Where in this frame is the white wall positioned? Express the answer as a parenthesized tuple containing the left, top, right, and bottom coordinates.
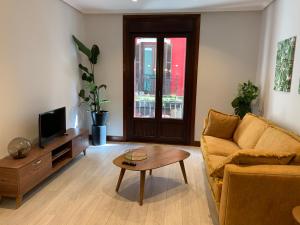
(84, 15, 123, 136)
(0, 0, 86, 158)
(195, 12, 261, 140)
(256, 0, 300, 133)
(85, 12, 262, 141)
(0, 4, 263, 156)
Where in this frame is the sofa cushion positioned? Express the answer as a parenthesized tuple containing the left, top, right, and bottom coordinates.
(206, 154, 227, 175)
(210, 149, 296, 178)
(203, 109, 240, 139)
(255, 127, 300, 163)
(202, 136, 240, 157)
(233, 113, 269, 149)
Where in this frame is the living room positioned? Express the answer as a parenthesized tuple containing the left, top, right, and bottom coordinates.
(1, 0, 300, 224)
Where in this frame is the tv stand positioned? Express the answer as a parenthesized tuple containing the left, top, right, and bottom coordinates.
(0, 128, 89, 208)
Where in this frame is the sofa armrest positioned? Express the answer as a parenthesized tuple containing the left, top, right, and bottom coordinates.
(200, 119, 208, 143)
(219, 164, 300, 225)
(203, 118, 208, 131)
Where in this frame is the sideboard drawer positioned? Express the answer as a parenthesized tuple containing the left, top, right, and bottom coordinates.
(72, 135, 83, 157)
(19, 153, 52, 193)
(0, 168, 18, 196)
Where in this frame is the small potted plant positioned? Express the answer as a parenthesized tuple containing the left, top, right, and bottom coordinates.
(231, 81, 259, 118)
(72, 35, 109, 127)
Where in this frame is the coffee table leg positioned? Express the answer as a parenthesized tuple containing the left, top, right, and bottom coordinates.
(149, 169, 152, 175)
(116, 168, 126, 192)
(179, 160, 188, 184)
(140, 170, 146, 206)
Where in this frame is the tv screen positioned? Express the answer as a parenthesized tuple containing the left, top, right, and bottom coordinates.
(39, 107, 66, 148)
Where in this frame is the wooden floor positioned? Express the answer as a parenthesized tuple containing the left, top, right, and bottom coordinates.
(0, 143, 214, 225)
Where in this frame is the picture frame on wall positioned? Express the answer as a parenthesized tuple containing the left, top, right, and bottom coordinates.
(274, 36, 296, 92)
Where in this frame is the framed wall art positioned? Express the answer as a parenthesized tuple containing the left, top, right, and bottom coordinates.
(274, 36, 296, 92)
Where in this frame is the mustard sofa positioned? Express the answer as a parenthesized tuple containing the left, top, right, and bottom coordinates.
(201, 112, 300, 225)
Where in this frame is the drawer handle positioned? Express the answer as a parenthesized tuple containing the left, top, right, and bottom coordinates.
(33, 160, 42, 166)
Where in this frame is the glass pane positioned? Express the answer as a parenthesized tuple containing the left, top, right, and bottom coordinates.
(162, 38, 187, 119)
(134, 38, 157, 118)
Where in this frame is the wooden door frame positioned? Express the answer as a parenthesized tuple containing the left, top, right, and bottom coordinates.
(123, 14, 200, 145)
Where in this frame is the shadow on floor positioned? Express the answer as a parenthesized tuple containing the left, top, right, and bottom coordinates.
(108, 175, 184, 203)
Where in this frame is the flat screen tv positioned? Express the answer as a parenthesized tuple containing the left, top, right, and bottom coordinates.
(39, 107, 66, 148)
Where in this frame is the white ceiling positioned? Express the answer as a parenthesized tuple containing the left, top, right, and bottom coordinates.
(63, 0, 274, 14)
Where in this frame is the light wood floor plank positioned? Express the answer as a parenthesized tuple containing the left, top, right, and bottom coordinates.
(144, 166, 169, 225)
(0, 143, 215, 225)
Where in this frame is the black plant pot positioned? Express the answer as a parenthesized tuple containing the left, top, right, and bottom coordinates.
(92, 125, 106, 145)
(91, 111, 109, 126)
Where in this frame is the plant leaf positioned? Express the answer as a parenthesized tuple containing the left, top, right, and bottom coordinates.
(231, 97, 240, 108)
(87, 75, 93, 82)
(82, 73, 88, 81)
(90, 45, 100, 64)
(232, 80, 259, 118)
(98, 84, 107, 90)
(79, 89, 85, 98)
(99, 100, 110, 104)
(90, 89, 96, 94)
(85, 83, 97, 93)
(72, 35, 92, 59)
(79, 64, 89, 73)
(91, 84, 97, 92)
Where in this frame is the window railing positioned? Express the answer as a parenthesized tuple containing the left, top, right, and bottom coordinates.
(134, 93, 184, 119)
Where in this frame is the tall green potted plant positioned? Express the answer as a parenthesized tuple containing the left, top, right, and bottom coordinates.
(231, 81, 259, 118)
(72, 35, 109, 126)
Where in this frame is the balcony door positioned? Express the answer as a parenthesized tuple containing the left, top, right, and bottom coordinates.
(124, 15, 200, 145)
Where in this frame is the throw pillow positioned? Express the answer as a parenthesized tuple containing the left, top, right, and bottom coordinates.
(210, 149, 296, 178)
(203, 109, 240, 139)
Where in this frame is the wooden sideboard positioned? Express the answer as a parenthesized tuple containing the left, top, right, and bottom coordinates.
(0, 128, 89, 208)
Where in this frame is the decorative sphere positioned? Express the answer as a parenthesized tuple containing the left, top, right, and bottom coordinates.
(8, 138, 32, 159)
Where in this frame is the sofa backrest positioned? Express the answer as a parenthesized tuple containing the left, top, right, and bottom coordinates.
(233, 114, 269, 149)
(255, 126, 300, 164)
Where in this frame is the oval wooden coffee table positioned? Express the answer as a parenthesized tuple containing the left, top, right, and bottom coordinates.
(113, 145, 190, 205)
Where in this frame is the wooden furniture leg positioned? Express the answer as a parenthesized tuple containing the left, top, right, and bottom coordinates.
(116, 168, 126, 192)
(140, 170, 146, 206)
(149, 169, 152, 175)
(179, 160, 188, 184)
(83, 149, 86, 156)
(16, 195, 23, 208)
